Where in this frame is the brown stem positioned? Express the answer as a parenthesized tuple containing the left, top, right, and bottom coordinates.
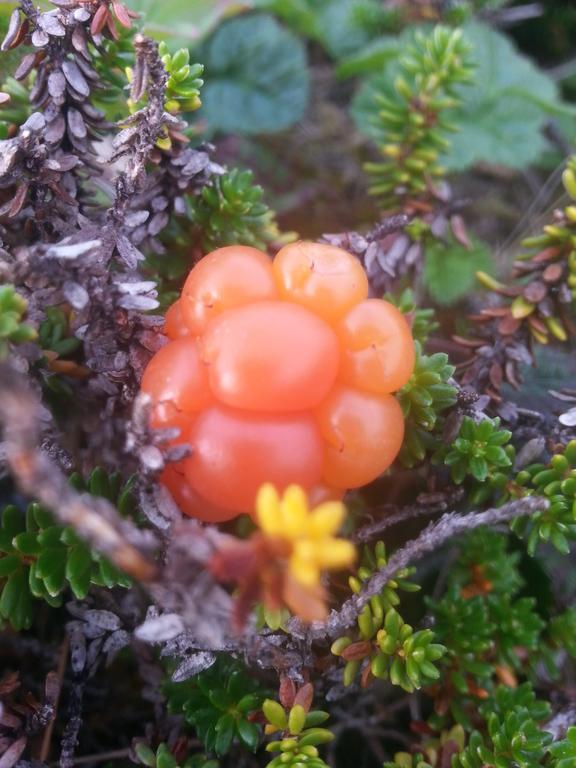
(38, 635, 70, 763)
(0, 363, 157, 582)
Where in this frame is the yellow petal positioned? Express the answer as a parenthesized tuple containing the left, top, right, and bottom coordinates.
(293, 539, 318, 562)
(289, 554, 320, 587)
(308, 501, 346, 537)
(256, 483, 283, 536)
(315, 539, 356, 569)
(280, 484, 310, 539)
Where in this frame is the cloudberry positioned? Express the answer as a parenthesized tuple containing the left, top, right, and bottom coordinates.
(141, 242, 414, 520)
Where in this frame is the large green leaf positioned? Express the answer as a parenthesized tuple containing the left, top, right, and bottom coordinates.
(423, 238, 492, 307)
(259, 0, 388, 59)
(351, 22, 574, 171)
(197, 14, 309, 135)
(125, 0, 246, 45)
(444, 22, 575, 170)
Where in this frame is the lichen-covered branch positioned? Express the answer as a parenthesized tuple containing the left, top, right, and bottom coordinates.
(288, 495, 549, 642)
(0, 363, 157, 581)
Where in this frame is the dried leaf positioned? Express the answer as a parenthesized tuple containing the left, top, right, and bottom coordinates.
(90, 3, 109, 36)
(171, 652, 216, 682)
(31, 29, 49, 47)
(8, 184, 29, 218)
(47, 239, 101, 259)
(48, 70, 67, 100)
(82, 609, 121, 631)
(63, 280, 89, 310)
(38, 11, 66, 37)
(14, 52, 37, 81)
(112, 0, 132, 28)
(0, 736, 27, 768)
(1, 10, 22, 51)
(559, 407, 576, 427)
(62, 60, 90, 97)
(116, 234, 144, 268)
(67, 107, 87, 139)
(135, 614, 185, 643)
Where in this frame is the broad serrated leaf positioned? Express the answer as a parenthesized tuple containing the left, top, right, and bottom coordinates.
(198, 14, 309, 134)
(423, 238, 492, 307)
(443, 22, 575, 170)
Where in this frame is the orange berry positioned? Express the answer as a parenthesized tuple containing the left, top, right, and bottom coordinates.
(161, 465, 239, 522)
(181, 245, 277, 335)
(273, 241, 369, 323)
(150, 404, 195, 448)
(336, 299, 415, 395)
(200, 301, 339, 411)
(141, 338, 213, 416)
(315, 386, 404, 488)
(184, 406, 324, 512)
(308, 484, 345, 505)
(164, 301, 190, 340)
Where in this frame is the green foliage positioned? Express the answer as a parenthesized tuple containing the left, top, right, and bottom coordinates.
(397, 343, 458, 468)
(0, 469, 133, 630)
(189, 169, 281, 252)
(443, 22, 574, 171)
(511, 441, 576, 556)
(443, 417, 513, 485)
(260, 0, 396, 60)
(38, 307, 81, 358)
(479, 684, 550, 724)
(166, 657, 266, 756)
(0, 76, 30, 137)
(384, 288, 438, 345)
(423, 238, 492, 307)
(255, 603, 290, 631)
(549, 608, 576, 659)
(123, 0, 237, 46)
(0, 284, 37, 358)
(263, 699, 332, 768)
(197, 14, 309, 135)
(332, 542, 443, 691)
(158, 43, 204, 114)
(550, 727, 576, 768)
(135, 743, 218, 768)
(454, 713, 552, 768)
(384, 725, 466, 768)
(426, 529, 548, 724)
(357, 25, 473, 208)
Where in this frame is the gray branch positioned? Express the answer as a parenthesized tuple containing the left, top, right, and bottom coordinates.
(287, 495, 549, 642)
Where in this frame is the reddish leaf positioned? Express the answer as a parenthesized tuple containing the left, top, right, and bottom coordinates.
(112, 0, 132, 28)
(293, 682, 314, 713)
(279, 676, 296, 709)
(90, 3, 109, 36)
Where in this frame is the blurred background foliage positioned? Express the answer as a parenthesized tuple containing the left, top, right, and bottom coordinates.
(1, 1, 575, 380)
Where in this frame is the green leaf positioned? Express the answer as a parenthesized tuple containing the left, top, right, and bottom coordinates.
(263, 699, 288, 730)
(423, 238, 492, 307)
(0, 568, 34, 630)
(214, 712, 236, 756)
(122, 0, 237, 45)
(36, 546, 67, 597)
(0, 554, 20, 577)
(337, 35, 399, 78)
(12, 531, 41, 556)
(443, 22, 575, 171)
(66, 544, 93, 599)
(237, 718, 260, 752)
(198, 14, 309, 135)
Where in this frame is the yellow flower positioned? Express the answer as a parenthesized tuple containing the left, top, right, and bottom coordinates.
(255, 483, 356, 588)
